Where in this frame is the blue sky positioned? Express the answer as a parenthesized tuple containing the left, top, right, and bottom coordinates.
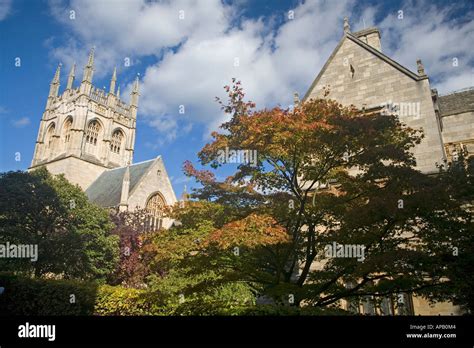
(0, 0, 473, 198)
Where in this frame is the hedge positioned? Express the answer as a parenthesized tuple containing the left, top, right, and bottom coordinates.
(0, 273, 164, 315)
(0, 274, 350, 316)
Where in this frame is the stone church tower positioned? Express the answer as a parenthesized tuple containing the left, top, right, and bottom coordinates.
(30, 48, 138, 189)
(30, 49, 178, 228)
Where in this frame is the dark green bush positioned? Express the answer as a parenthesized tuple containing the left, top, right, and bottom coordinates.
(0, 273, 164, 315)
(0, 273, 96, 315)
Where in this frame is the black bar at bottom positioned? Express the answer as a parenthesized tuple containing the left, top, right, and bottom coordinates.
(0, 315, 472, 346)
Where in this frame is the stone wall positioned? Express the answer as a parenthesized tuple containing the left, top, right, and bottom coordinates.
(412, 296, 463, 315)
(442, 110, 474, 151)
(305, 37, 445, 173)
(40, 156, 108, 190)
(127, 157, 177, 229)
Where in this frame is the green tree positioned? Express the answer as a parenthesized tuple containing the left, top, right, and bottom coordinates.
(417, 156, 474, 312)
(0, 168, 119, 280)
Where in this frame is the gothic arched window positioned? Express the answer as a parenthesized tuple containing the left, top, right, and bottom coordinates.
(46, 124, 55, 148)
(86, 120, 100, 145)
(146, 193, 165, 218)
(145, 192, 166, 231)
(110, 129, 124, 154)
(63, 118, 73, 143)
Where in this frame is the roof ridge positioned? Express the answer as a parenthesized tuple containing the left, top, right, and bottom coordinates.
(439, 86, 474, 97)
(345, 32, 423, 81)
(352, 27, 380, 36)
(131, 157, 160, 166)
(103, 157, 159, 172)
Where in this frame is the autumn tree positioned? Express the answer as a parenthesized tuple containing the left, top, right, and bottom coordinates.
(175, 79, 472, 312)
(141, 200, 282, 314)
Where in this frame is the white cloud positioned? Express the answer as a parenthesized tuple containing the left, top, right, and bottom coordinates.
(48, 0, 230, 78)
(378, 0, 474, 93)
(11, 117, 30, 128)
(172, 175, 192, 185)
(47, 0, 473, 142)
(0, 0, 12, 21)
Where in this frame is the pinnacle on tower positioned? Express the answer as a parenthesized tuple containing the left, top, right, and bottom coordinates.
(87, 46, 94, 67)
(66, 62, 76, 90)
(130, 75, 140, 107)
(52, 63, 61, 83)
(416, 58, 426, 76)
(119, 165, 131, 211)
(294, 92, 300, 107)
(82, 47, 95, 83)
(49, 63, 61, 97)
(343, 16, 351, 33)
(182, 185, 189, 201)
(179, 184, 189, 208)
(109, 67, 117, 94)
(123, 164, 130, 182)
(116, 86, 121, 99)
(133, 75, 139, 93)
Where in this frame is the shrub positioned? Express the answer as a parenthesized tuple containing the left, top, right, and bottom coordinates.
(0, 274, 349, 316)
(0, 273, 164, 315)
(94, 285, 164, 315)
(0, 273, 96, 315)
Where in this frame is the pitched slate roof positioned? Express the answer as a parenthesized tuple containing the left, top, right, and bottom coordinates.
(85, 158, 157, 207)
(438, 88, 474, 117)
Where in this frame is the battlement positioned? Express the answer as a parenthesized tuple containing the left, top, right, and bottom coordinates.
(89, 87, 108, 104)
(46, 48, 139, 120)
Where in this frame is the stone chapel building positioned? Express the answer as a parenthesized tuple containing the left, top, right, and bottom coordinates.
(29, 48, 177, 229)
(304, 18, 473, 172)
(303, 17, 473, 315)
